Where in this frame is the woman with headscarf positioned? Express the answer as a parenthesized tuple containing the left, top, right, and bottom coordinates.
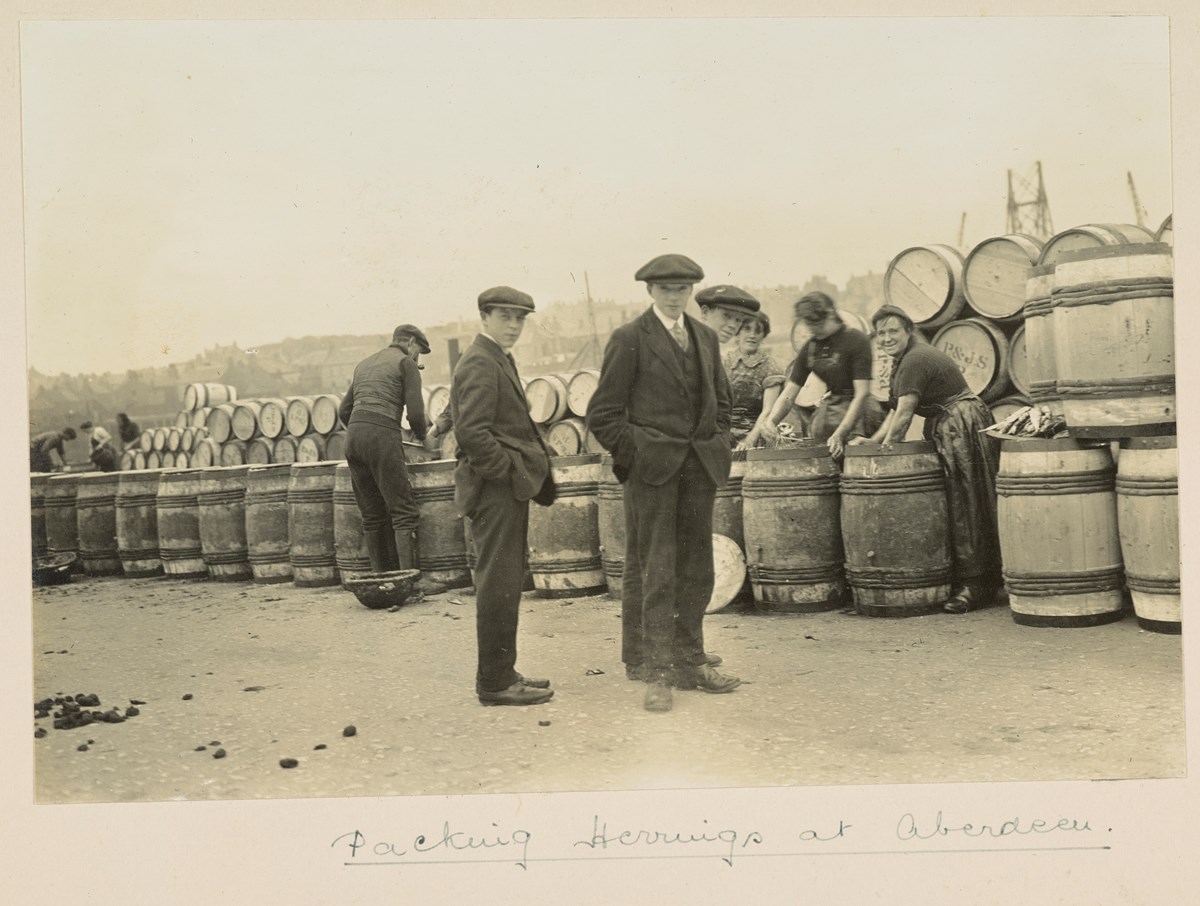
(751, 291, 883, 458)
(851, 304, 1002, 614)
(724, 311, 785, 448)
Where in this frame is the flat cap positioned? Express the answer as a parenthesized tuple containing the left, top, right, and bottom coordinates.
(695, 284, 761, 315)
(392, 323, 431, 354)
(635, 253, 704, 283)
(478, 286, 535, 312)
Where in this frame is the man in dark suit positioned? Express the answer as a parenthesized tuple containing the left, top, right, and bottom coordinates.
(452, 286, 556, 707)
(587, 253, 742, 713)
(696, 284, 760, 344)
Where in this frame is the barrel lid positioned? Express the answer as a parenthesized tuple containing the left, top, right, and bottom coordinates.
(843, 440, 935, 456)
(1122, 435, 1176, 450)
(746, 443, 829, 461)
(1052, 241, 1171, 266)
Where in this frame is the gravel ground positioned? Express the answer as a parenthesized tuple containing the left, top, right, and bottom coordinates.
(30, 574, 1184, 804)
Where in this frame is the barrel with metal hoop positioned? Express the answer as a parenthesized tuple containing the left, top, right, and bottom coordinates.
(45, 473, 81, 560)
(596, 453, 625, 599)
(333, 461, 371, 583)
(962, 233, 1044, 322)
(197, 465, 252, 581)
(840, 441, 951, 616)
(156, 468, 207, 578)
(1022, 263, 1059, 415)
(883, 243, 968, 329)
(287, 461, 339, 587)
(245, 463, 294, 584)
(75, 472, 122, 576)
(527, 454, 605, 598)
(713, 448, 747, 553)
(1115, 435, 1179, 633)
(30, 473, 50, 559)
(1036, 222, 1154, 267)
(409, 459, 471, 589)
(116, 470, 165, 578)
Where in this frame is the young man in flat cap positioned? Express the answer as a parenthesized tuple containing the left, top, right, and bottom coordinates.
(695, 284, 760, 345)
(587, 253, 742, 713)
(452, 287, 556, 707)
(339, 324, 435, 587)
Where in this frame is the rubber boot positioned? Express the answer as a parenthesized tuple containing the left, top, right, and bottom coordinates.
(363, 528, 398, 573)
(396, 529, 447, 596)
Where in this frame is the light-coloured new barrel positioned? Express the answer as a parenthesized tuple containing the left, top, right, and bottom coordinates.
(183, 382, 237, 411)
(883, 244, 968, 329)
(118, 450, 136, 471)
(220, 440, 248, 466)
(566, 369, 600, 418)
(962, 233, 1044, 321)
(1022, 264, 1059, 414)
(333, 462, 371, 583)
(409, 459, 470, 589)
(192, 438, 221, 468)
(1006, 323, 1029, 397)
(287, 461, 339, 587)
(30, 473, 50, 558)
(75, 472, 122, 576)
(546, 418, 587, 457)
(1051, 243, 1174, 438)
(206, 403, 237, 444)
(132, 451, 147, 470)
(525, 374, 570, 425)
(296, 433, 327, 463)
(1155, 214, 1172, 247)
(245, 463, 294, 584)
(1036, 222, 1155, 266)
(272, 435, 299, 464)
(197, 465, 252, 581)
(160, 451, 176, 469)
(996, 438, 1125, 627)
(840, 442, 951, 616)
(189, 407, 211, 429)
(165, 427, 183, 452)
(152, 427, 168, 452)
(174, 451, 190, 469)
(116, 470, 165, 578)
(257, 399, 290, 439)
(44, 473, 80, 559)
(712, 449, 747, 554)
(596, 454, 625, 600)
(145, 450, 162, 470)
(1116, 436, 1179, 633)
(246, 437, 273, 464)
(286, 396, 315, 437)
(174, 410, 190, 430)
(527, 454, 605, 597)
(156, 468, 207, 578)
(138, 429, 154, 453)
(931, 317, 1012, 402)
(232, 401, 263, 442)
(311, 394, 342, 435)
(744, 444, 844, 612)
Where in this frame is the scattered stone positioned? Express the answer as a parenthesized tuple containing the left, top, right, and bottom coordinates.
(59, 650, 68, 654)
(195, 745, 207, 751)
(130, 699, 146, 705)
(539, 720, 551, 727)
(243, 686, 266, 692)
(182, 694, 193, 701)
(34, 710, 49, 720)
(387, 605, 401, 613)
(212, 748, 227, 759)
(210, 740, 221, 746)
(279, 758, 299, 769)
(76, 744, 88, 752)
(77, 694, 100, 707)
(342, 726, 357, 738)
(125, 707, 140, 717)
(64, 695, 75, 702)
(87, 739, 95, 744)
(314, 744, 327, 750)
(34, 728, 46, 739)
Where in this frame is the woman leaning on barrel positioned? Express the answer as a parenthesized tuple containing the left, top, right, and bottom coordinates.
(851, 304, 1002, 614)
(750, 291, 882, 457)
(723, 310, 785, 448)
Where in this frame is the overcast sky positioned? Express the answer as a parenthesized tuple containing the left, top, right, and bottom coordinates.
(20, 15, 1171, 376)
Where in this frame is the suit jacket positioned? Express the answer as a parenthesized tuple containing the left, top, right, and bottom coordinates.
(451, 335, 552, 517)
(587, 306, 732, 487)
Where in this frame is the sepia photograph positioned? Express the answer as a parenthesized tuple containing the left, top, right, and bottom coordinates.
(4, 3, 1197, 903)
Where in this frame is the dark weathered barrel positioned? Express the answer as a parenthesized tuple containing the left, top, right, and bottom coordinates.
(247, 438, 273, 464)
(245, 463, 294, 584)
(713, 449, 747, 553)
(527, 454, 605, 597)
(197, 465, 252, 581)
(883, 244, 967, 329)
(840, 442, 951, 616)
(156, 468, 207, 578)
(30, 473, 50, 558)
(409, 459, 471, 589)
(220, 440, 248, 466)
(192, 438, 221, 468)
(45, 474, 80, 560)
(596, 454, 625, 599)
(325, 431, 347, 461)
(930, 317, 1011, 402)
(287, 461, 339, 587)
(744, 444, 844, 613)
(296, 433, 327, 463)
(1051, 243, 1174, 438)
(116, 470, 165, 578)
(996, 438, 1125, 627)
(75, 472, 122, 576)
(962, 233, 1044, 322)
(272, 435, 299, 464)
(333, 461, 371, 583)
(1116, 435, 1179, 634)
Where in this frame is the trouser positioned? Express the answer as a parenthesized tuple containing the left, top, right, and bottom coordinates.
(621, 450, 717, 672)
(469, 478, 529, 693)
(344, 422, 419, 534)
(809, 393, 885, 443)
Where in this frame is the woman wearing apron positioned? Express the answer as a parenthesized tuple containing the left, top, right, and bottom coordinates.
(853, 304, 1002, 614)
(754, 291, 883, 458)
(725, 311, 785, 448)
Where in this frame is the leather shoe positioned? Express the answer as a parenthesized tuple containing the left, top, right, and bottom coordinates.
(516, 673, 550, 689)
(944, 584, 996, 615)
(478, 681, 554, 706)
(674, 664, 741, 693)
(625, 663, 650, 682)
(705, 653, 723, 667)
(644, 681, 672, 713)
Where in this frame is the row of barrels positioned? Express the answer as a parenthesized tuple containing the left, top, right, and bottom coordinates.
(163, 393, 345, 444)
(119, 432, 347, 471)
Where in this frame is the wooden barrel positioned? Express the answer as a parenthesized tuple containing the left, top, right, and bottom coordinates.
(1006, 322, 1029, 397)
(160, 450, 176, 469)
(152, 427, 168, 452)
(333, 461, 371, 583)
(132, 451, 147, 470)
(115, 470, 165, 578)
(525, 374, 570, 425)
(566, 369, 600, 418)
(527, 454, 605, 597)
(311, 394, 343, 435)
(145, 450, 162, 470)
(546, 417, 587, 456)
(931, 317, 1011, 402)
(119, 450, 136, 471)
(713, 449, 747, 553)
(883, 244, 968, 329)
(325, 431, 347, 461)
(220, 440, 248, 466)
(272, 435, 299, 464)
(232, 401, 263, 441)
(244, 463, 294, 584)
(75, 472, 122, 576)
(197, 465, 252, 581)
(1115, 435, 1179, 633)
(744, 444, 844, 612)
(1051, 243, 1174, 437)
(439, 428, 458, 460)
(1022, 263, 1059, 413)
(962, 233, 1044, 321)
(402, 440, 436, 464)
(1155, 213, 1172, 247)
(257, 398, 290, 439)
(996, 438, 1125, 627)
(285, 396, 315, 437)
(180, 426, 196, 453)
(166, 427, 183, 452)
(174, 451, 190, 469)
(137, 429, 154, 453)
(30, 473, 50, 558)
(596, 454, 625, 600)
(206, 403, 237, 444)
(297, 433, 327, 462)
(409, 460, 471, 589)
(44, 474, 80, 559)
(426, 385, 451, 428)
(1036, 222, 1155, 266)
(247, 437, 273, 464)
(840, 442, 951, 616)
(988, 395, 1032, 426)
(156, 468, 207, 578)
(174, 410, 190, 430)
(189, 407, 211, 429)
(183, 382, 237, 411)
(192, 438, 221, 468)
(287, 461, 339, 587)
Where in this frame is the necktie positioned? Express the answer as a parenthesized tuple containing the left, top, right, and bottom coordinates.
(506, 351, 519, 377)
(670, 321, 689, 352)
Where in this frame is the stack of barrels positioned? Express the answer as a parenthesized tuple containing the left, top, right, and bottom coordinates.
(522, 370, 606, 456)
